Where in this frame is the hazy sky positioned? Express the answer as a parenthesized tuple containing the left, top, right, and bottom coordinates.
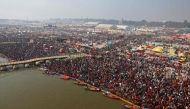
(0, 0, 190, 22)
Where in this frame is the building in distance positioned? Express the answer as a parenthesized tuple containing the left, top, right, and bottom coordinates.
(85, 22, 99, 27)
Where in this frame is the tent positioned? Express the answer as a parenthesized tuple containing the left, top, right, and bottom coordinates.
(146, 45, 153, 49)
(178, 53, 185, 57)
(168, 52, 176, 56)
(144, 50, 154, 54)
(167, 48, 176, 56)
(152, 46, 163, 53)
(137, 46, 143, 52)
(168, 46, 174, 49)
(179, 57, 186, 63)
(106, 41, 114, 45)
(141, 44, 147, 49)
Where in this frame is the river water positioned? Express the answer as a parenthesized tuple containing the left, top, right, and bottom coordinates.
(0, 57, 8, 63)
(0, 57, 124, 109)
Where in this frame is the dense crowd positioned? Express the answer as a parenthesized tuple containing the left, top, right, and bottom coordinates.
(43, 37, 190, 109)
(0, 37, 80, 61)
(1, 31, 190, 109)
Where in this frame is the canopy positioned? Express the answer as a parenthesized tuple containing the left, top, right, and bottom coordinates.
(179, 57, 186, 63)
(144, 50, 154, 54)
(168, 52, 176, 56)
(141, 44, 147, 48)
(167, 48, 176, 56)
(175, 49, 181, 53)
(168, 46, 173, 49)
(178, 53, 184, 57)
(152, 46, 163, 53)
(146, 45, 153, 49)
(167, 48, 175, 52)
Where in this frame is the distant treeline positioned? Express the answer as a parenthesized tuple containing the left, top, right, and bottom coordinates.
(85, 19, 190, 28)
(53, 18, 190, 28)
(1, 18, 190, 28)
(0, 19, 39, 23)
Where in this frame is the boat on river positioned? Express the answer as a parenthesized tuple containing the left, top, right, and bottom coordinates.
(73, 81, 86, 85)
(103, 91, 119, 99)
(60, 75, 70, 80)
(84, 86, 101, 91)
(38, 67, 48, 71)
(122, 103, 132, 108)
(122, 103, 139, 109)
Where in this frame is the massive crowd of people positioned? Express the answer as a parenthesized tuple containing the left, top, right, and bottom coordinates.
(0, 37, 80, 61)
(42, 36, 190, 109)
(0, 31, 190, 109)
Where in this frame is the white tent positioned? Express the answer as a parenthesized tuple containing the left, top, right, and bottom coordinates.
(137, 46, 143, 50)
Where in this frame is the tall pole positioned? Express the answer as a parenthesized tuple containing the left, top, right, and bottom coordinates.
(92, 35, 93, 47)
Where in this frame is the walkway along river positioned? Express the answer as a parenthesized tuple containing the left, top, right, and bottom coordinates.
(0, 57, 125, 109)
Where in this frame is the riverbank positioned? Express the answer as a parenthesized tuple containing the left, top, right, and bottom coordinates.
(75, 79, 140, 108)
(0, 68, 124, 109)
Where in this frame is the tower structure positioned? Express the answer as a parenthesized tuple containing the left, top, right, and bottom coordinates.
(119, 18, 123, 25)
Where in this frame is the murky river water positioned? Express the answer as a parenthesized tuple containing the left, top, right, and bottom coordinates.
(0, 57, 8, 63)
(0, 57, 124, 109)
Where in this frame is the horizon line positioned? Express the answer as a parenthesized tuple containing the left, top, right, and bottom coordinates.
(0, 18, 188, 23)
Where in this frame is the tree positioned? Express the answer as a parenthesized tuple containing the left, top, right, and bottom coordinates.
(183, 20, 188, 24)
(141, 20, 147, 23)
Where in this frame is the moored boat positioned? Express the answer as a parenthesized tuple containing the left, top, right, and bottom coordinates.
(73, 81, 86, 85)
(71, 78, 76, 81)
(39, 67, 48, 71)
(103, 91, 119, 99)
(60, 75, 70, 80)
(49, 72, 54, 75)
(84, 86, 101, 91)
(122, 103, 132, 108)
(122, 103, 140, 109)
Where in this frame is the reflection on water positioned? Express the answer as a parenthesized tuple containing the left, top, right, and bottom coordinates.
(0, 68, 124, 109)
